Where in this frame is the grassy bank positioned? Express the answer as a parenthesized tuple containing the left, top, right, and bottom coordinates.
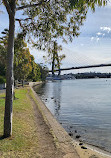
(0, 88, 40, 158)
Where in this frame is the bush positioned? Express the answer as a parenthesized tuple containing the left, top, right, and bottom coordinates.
(0, 76, 6, 84)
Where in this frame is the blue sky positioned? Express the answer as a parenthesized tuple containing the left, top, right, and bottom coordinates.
(0, 2, 111, 73)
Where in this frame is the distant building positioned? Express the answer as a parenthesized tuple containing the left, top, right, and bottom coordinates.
(0, 83, 6, 90)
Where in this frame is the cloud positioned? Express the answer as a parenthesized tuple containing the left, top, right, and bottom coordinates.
(91, 37, 94, 41)
(80, 44, 84, 46)
(96, 32, 102, 36)
(100, 27, 111, 33)
(91, 36, 100, 42)
(96, 37, 100, 42)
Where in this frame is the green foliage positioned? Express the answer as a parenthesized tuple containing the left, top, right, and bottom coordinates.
(69, 0, 107, 9)
(0, 30, 42, 81)
(27, 59, 41, 82)
(38, 64, 49, 81)
(0, 41, 7, 77)
(20, 0, 107, 75)
(22, 0, 87, 50)
(0, 76, 6, 83)
(0, 64, 6, 76)
(20, 0, 107, 52)
(43, 41, 66, 75)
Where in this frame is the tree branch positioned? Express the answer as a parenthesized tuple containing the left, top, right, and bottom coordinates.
(15, 18, 32, 27)
(3, 0, 13, 17)
(15, 19, 23, 27)
(15, 18, 32, 21)
(16, 0, 47, 11)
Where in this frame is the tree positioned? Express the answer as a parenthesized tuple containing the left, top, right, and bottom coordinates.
(14, 34, 32, 82)
(43, 41, 65, 76)
(14, 48, 32, 80)
(0, 29, 8, 77)
(0, 0, 107, 137)
(0, 30, 41, 82)
(38, 64, 49, 81)
(27, 56, 41, 82)
(0, 44, 6, 76)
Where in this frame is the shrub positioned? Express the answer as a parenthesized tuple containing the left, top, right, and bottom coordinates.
(0, 76, 6, 84)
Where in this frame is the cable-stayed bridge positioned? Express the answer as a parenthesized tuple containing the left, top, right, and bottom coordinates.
(49, 63, 111, 72)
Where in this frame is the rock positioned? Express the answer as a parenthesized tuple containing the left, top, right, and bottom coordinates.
(68, 132, 73, 136)
(79, 143, 83, 146)
(51, 97, 54, 99)
(81, 146, 87, 149)
(89, 155, 98, 158)
(69, 126, 73, 129)
(76, 135, 81, 139)
(75, 130, 77, 133)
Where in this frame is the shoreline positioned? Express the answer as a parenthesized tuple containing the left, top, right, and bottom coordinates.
(31, 82, 111, 158)
(84, 142, 111, 155)
(72, 139, 111, 158)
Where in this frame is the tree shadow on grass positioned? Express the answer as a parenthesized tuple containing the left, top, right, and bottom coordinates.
(0, 97, 5, 99)
(0, 135, 5, 140)
(0, 135, 14, 140)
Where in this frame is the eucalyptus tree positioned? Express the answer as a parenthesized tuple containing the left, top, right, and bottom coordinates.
(0, 44, 6, 76)
(0, 29, 8, 77)
(30, 0, 107, 76)
(43, 41, 65, 76)
(0, 0, 107, 137)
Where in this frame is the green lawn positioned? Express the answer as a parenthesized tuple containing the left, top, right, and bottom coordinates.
(0, 88, 40, 158)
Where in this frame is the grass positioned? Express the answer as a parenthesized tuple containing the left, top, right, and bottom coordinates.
(0, 87, 40, 158)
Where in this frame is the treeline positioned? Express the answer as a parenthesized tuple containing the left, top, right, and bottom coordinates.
(0, 30, 48, 84)
(74, 72, 111, 79)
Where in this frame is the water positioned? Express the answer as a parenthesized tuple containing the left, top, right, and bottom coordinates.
(34, 78, 111, 153)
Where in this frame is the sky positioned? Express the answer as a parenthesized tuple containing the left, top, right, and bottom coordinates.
(0, 1, 111, 74)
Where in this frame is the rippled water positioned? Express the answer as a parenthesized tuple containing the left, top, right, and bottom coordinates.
(34, 78, 111, 152)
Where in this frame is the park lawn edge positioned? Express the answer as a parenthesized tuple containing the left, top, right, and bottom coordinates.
(0, 87, 40, 158)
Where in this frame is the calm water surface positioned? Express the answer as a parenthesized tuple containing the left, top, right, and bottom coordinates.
(34, 78, 111, 152)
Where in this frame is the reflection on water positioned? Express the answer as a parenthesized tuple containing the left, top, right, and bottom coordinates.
(34, 81, 62, 118)
(52, 81, 62, 118)
(34, 79, 111, 153)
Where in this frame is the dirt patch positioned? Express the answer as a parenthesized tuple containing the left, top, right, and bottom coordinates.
(28, 90, 64, 158)
(89, 155, 99, 158)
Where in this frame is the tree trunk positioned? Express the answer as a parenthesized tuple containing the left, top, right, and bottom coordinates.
(52, 42, 57, 77)
(22, 80, 24, 87)
(56, 53, 61, 76)
(52, 53, 55, 77)
(58, 69, 61, 76)
(4, 5, 15, 137)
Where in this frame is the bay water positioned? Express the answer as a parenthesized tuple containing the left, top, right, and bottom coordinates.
(34, 78, 111, 153)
